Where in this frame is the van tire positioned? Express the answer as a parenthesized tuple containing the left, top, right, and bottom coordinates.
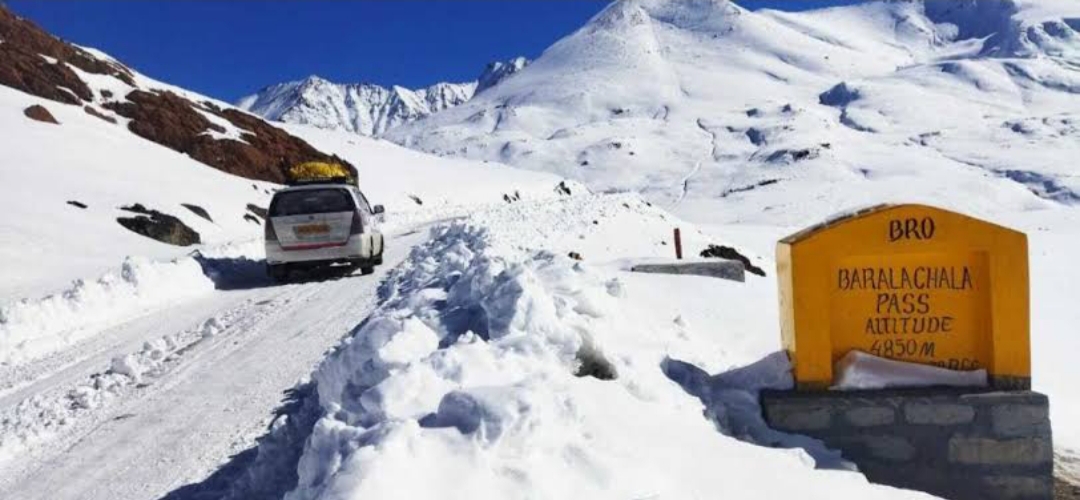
(360, 265, 375, 275)
(267, 264, 289, 283)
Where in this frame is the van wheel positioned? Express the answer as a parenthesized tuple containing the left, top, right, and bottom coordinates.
(267, 264, 289, 283)
(360, 265, 375, 275)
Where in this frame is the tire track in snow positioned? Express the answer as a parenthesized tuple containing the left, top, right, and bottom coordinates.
(0, 228, 429, 500)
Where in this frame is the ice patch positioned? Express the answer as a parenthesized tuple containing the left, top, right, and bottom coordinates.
(832, 351, 988, 390)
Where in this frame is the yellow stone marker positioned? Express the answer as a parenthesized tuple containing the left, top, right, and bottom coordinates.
(776, 204, 1029, 390)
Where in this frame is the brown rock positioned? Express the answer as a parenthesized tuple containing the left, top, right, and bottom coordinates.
(700, 244, 766, 277)
(0, 6, 133, 105)
(116, 204, 200, 246)
(24, 104, 58, 124)
(246, 203, 268, 219)
(83, 105, 117, 124)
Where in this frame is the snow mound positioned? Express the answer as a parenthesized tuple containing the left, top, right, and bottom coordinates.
(0, 255, 214, 366)
(284, 197, 928, 500)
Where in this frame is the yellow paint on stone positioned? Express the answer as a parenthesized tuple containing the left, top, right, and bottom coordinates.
(776, 204, 1029, 390)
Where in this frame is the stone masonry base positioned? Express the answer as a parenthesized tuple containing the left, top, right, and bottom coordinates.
(761, 389, 1053, 500)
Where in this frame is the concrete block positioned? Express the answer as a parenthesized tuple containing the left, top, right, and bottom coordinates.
(845, 406, 895, 427)
(865, 435, 917, 462)
(761, 389, 1054, 500)
(765, 404, 831, 431)
(992, 405, 1050, 438)
(983, 476, 1052, 499)
(905, 402, 975, 425)
(948, 437, 1052, 466)
(630, 261, 745, 282)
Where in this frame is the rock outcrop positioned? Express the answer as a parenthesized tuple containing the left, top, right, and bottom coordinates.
(116, 204, 201, 246)
(23, 104, 57, 124)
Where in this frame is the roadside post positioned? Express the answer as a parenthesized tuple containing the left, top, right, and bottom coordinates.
(674, 227, 683, 260)
(760, 204, 1052, 500)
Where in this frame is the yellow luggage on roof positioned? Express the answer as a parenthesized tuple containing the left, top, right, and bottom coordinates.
(287, 161, 354, 184)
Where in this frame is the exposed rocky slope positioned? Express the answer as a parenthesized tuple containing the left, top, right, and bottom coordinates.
(237, 57, 530, 136)
(0, 5, 352, 184)
(475, 56, 530, 95)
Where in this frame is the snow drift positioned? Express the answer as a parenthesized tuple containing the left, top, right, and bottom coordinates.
(275, 196, 929, 499)
(0, 254, 217, 366)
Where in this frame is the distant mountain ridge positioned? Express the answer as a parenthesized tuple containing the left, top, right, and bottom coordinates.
(237, 57, 530, 136)
(383, 0, 1080, 226)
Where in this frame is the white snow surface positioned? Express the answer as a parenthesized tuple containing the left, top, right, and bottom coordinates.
(285, 195, 930, 500)
(0, 84, 274, 302)
(832, 351, 989, 391)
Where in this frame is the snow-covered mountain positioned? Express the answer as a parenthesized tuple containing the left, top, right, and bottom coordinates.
(236, 77, 475, 136)
(237, 57, 530, 136)
(386, 0, 1080, 226)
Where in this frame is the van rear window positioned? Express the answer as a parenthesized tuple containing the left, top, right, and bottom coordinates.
(270, 189, 354, 216)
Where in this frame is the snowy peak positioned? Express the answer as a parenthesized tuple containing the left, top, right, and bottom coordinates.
(585, 0, 744, 33)
(238, 57, 528, 136)
(236, 76, 475, 136)
(476, 56, 530, 94)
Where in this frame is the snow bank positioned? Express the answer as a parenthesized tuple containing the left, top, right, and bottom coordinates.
(285, 197, 929, 500)
(0, 255, 214, 366)
(832, 351, 988, 391)
(0, 305, 252, 466)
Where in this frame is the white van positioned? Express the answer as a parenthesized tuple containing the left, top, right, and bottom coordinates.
(264, 180, 385, 282)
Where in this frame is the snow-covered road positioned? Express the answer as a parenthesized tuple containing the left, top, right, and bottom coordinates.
(0, 228, 427, 500)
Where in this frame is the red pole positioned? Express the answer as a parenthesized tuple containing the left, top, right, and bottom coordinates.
(674, 228, 683, 260)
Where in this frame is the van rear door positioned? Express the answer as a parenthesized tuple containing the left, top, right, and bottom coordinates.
(269, 188, 356, 250)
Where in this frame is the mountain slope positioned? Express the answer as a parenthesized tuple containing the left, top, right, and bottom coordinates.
(384, 0, 1080, 226)
(236, 58, 530, 136)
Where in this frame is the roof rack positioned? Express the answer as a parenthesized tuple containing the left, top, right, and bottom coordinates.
(285, 176, 353, 186)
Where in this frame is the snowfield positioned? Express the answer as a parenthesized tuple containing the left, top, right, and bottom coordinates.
(382, 0, 1080, 227)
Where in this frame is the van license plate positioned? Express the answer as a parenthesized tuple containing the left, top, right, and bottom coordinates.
(294, 224, 331, 237)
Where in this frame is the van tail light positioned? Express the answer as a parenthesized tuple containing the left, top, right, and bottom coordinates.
(350, 212, 363, 235)
(265, 219, 278, 242)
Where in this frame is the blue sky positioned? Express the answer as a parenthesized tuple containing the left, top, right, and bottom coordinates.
(8, 1, 863, 102)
